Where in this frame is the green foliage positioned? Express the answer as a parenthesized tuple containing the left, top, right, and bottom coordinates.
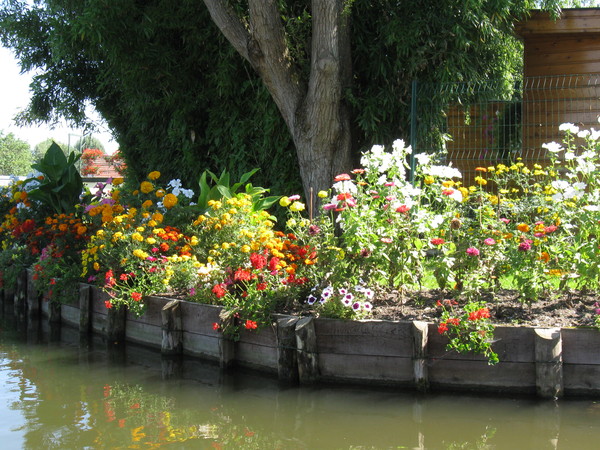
(26, 142, 83, 214)
(0, 0, 570, 198)
(197, 168, 280, 214)
(33, 137, 68, 162)
(73, 135, 104, 153)
(0, 131, 32, 176)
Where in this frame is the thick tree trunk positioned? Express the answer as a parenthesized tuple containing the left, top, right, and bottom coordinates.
(202, 0, 353, 200)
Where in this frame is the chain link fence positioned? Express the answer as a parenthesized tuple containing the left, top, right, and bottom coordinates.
(411, 74, 600, 184)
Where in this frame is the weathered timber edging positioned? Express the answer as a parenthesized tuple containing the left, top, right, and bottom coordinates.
(3, 276, 600, 399)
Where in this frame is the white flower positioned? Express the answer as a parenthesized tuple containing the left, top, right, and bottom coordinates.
(332, 180, 357, 195)
(578, 129, 591, 139)
(591, 128, 600, 140)
(424, 165, 462, 179)
(559, 123, 579, 134)
(414, 152, 431, 166)
(181, 188, 195, 199)
(564, 152, 575, 160)
(583, 204, 600, 212)
(542, 141, 563, 153)
(392, 139, 411, 155)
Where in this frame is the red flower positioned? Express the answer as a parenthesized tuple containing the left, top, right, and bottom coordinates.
(438, 322, 448, 334)
(268, 257, 280, 272)
(395, 204, 410, 214)
(249, 252, 267, 270)
(104, 300, 113, 309)
(244, 320, 258, 330)
(430, 238, 445, 246)
(50, 278, 56, 285)
(212, 283, 228, 298)
(256, 282, 268, 291)
(447, 317, 460, 326)
(131, 292, 143, 302)
(234, 269, 253, 282)
(119, 273, 129, 281)
(212, 322, 220, 331)
(468, 308, 491, 321)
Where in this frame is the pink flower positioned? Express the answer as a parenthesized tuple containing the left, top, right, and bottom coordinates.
(500, 218, 510, 224)
(483, 238, 496, 246)
(466, 247, 480, 256)
(380, 237, 393, 244)
(323, 203, 337, 210)
(334, 173, 351, 181)
(288, 194, 301, 201)
(518, 240, 532, 252)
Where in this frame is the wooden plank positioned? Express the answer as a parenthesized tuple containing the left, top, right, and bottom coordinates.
(61, 304, 80, 327)
(427, 325, 535, 363)
(236, 341, 278, 372)
(314, 319, 413, 357)
(126, 295, 165, 327)
(318, 353, 413, 384)
(561, 328, 600, 365)
(516, 10, 600, 36)
(563, 363, 600, 395)
(180, 301, 223, 335)
(182, 331, 221, 360)
(125, 321, 162, 348)
(429, 359, 536, 392)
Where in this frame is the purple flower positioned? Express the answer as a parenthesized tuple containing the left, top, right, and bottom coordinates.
(352, 302, 361, 311)
(466, 247, 480, 256)
(307, 295, 317, 305)
(518, 240, 532, 252)
(363, 302, 373, 311)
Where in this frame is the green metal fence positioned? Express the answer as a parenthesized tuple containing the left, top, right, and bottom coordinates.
(411, 74, 600, 183)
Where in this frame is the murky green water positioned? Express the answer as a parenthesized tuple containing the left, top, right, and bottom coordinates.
(1, 314, 600, 449)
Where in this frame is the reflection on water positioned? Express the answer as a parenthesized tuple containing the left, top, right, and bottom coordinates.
(1, 313, 600, 449)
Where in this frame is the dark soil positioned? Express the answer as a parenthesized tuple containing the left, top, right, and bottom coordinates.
(370, 289, 599, 328)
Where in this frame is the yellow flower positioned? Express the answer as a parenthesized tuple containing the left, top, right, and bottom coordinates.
(148, 171, 161, 180)
(93, 262, 100, 271)
(317, 190, 328, 198)
(163, 193, 178, 209)
(133, 249, 148, 259)
(289, 201, 305, 212)
(142, 200, 153, 209)
(442, 180, 455, 188)
(140, 181, 154, 194)
(424, 175, 435, 185)
(279, 196, 291, 207)
(474, 176, 487, 186)
(152, 212, 164, 223)
(241, 244, 251, 253)
(146, 237, 156, 245)
(112, 177, 124, 186)
(132, 232, 144, 242)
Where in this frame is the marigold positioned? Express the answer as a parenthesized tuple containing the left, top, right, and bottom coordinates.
(140, 181, 154, 194)
(163, 193, 178, 209)
(148, 171, 161, 180)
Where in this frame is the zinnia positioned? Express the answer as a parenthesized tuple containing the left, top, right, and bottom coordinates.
(466, 247, 480, 256)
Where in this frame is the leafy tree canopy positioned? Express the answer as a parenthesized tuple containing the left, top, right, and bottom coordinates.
(0, 0, 574, 194)
(33, 137, 67, 162)
(0, 130, 33, 176)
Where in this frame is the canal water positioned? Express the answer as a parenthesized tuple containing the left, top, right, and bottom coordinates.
(1, 315, 600, 449)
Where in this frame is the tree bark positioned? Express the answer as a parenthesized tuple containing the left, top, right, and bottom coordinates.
(202, 0, 353, 198)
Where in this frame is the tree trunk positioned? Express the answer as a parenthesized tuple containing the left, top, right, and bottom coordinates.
(202, 0, 353, 200)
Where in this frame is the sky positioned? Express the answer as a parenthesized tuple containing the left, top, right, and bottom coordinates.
(0, 46, 118, 153)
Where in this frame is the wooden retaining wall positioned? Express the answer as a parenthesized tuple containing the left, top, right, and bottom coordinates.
(5, 275, 600, 398)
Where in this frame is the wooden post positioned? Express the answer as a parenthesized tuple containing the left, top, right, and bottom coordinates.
(219, 337, 235, 369)
(535, 328, 563, 399)
(161, 299, 183, 356)
(14, 269, 27, 317)
(48, 301, 61, 324)
(295, 316, 319, 384)
(106, 305, 127, 345)
(79, 284, 91, 335)
(412, 321, 429, 391)
(276, 316, 300, 384)
(26, 269, 40, 317)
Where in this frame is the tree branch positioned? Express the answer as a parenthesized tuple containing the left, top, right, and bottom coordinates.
(202, 0, 250, 61)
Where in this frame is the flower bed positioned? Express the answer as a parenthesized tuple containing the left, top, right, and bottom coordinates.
(0, 124, 599, 397)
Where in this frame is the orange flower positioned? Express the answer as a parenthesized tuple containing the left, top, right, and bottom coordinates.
(539, 251, 550, 263)
(163, 193, 178, 209)
(516, 223, 530, 233)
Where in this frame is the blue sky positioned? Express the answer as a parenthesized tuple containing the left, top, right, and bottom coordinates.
(0, 46, 117, 153)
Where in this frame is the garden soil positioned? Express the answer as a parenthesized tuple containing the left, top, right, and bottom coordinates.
(368, 289, 599, 328)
